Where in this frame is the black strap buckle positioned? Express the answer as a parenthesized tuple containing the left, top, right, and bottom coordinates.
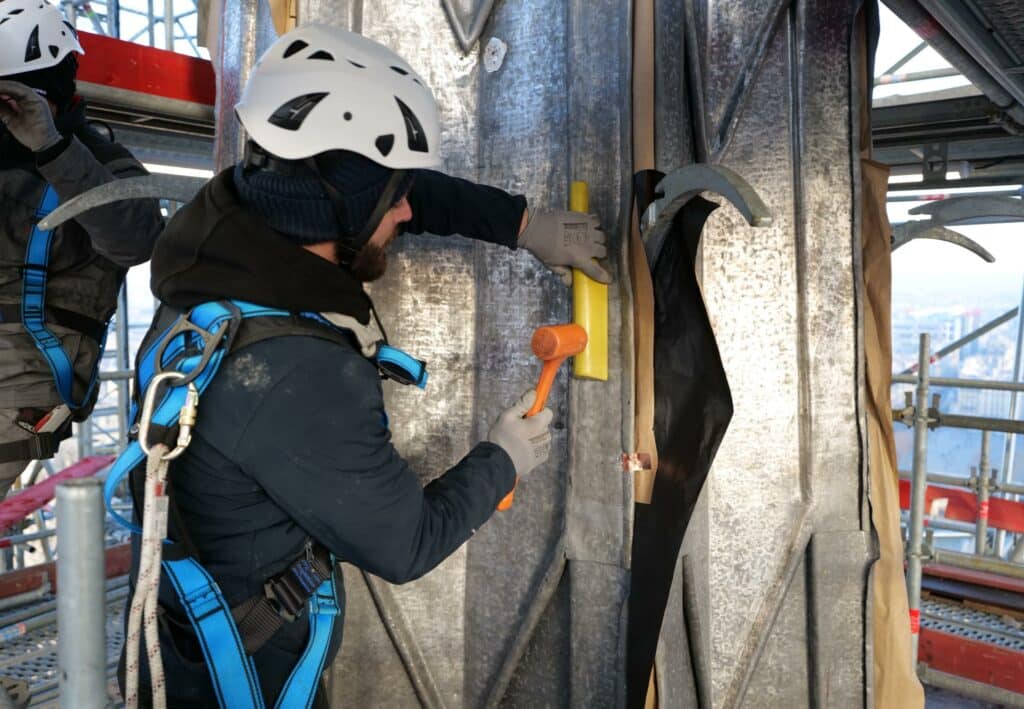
(262, 544, 331, 623)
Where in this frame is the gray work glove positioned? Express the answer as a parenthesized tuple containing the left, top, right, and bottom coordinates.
(487, 389, 554, 479)
(0, 80, 62, 153)
(518, 209, 612, 286)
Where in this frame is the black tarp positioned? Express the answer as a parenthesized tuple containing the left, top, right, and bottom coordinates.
(626, 194, 734, 708)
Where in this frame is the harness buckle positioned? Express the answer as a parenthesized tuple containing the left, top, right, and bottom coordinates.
(139, 371, 199, 461)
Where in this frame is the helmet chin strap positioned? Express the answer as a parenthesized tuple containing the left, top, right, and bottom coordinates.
(241, 142, 407, 265)
(305, 156, 407, 264)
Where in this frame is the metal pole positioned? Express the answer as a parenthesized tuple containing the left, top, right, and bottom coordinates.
(898, 307, 1019, 375)
(996, 276, 1024, 556)
(875, 67, 961, 85)
(907, 333, 931, 667)
(891, 373, 1024, 393)
(147, 0, 156, 46)
(931, 548, 1024, 580)
(975, 431, 990, 556)
(164, 0, 175, 51)
(881, 40, 927, 75)
(109, 0, 120, 39)
(937, 413, 1024, 436)
(56, 479, 107, 708)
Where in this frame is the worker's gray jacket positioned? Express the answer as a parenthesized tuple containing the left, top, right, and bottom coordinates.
(0, 111, 163, 416)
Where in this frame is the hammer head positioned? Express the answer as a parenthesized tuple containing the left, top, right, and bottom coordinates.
(532, 324, 588, 361)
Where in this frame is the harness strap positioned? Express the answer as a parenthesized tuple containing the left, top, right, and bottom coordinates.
(163, 556, 339, 709)
(0, 303, 108, 344)
(20, 185, 110, 409)
(162, 558, 265, 709)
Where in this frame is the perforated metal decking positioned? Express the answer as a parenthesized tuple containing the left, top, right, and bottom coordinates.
(920, 596, 1024, 696)
(0, 591, 126, 707)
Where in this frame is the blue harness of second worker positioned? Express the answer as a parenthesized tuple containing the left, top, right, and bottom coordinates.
(105, 299, 427, 709)
(22, 186, 108, 409)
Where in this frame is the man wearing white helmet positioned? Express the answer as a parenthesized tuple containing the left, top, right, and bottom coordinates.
(119, 24, 610, 707)
(0, 0, 162, 494)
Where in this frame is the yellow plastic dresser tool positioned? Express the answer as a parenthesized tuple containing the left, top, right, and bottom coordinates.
(570, 181, 608, 380)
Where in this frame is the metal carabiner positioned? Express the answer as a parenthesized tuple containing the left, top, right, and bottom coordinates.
(138, 370, 200, 461)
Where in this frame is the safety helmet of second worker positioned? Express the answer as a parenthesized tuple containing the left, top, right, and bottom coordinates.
(0, 1, 83, 148)
(234, 24, 440, 279)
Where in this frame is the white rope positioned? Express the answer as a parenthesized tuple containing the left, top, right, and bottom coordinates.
(124, 444, 171, 709)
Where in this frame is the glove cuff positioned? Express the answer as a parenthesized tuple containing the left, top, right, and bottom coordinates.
(34, 134, 71, 167)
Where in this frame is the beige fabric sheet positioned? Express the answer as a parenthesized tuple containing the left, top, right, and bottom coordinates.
(862, 157, 925, 708)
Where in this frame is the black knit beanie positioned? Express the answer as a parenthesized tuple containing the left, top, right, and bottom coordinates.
(234, 149, 415, 247)
(2, 54, 78, 112)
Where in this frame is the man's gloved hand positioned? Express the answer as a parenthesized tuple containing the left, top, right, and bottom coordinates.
(487, 388, 554, 478)
(0, 80, 62, 153)
(518, 209, 612, 286)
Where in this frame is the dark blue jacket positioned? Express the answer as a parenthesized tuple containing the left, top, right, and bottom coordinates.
(123, 168, 525, 706)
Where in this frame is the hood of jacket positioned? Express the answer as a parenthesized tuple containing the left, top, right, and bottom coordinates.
(150, 168, 374, 325)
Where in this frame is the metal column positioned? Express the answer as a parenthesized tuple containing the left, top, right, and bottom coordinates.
(907, 333, 931, 667)
(976, 431, 991, 556)
(996, 276, 1024, 556)
(56, 479, 107, 708)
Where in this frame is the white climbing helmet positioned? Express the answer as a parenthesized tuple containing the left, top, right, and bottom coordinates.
(0, 0, 83, 76)
(236, 24, 441, 169)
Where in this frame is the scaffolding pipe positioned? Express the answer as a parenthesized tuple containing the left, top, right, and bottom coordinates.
(931, 547, 1024, 580)
(916, 666, 1024, 709)
(997, 276, 1024, 555)
(907, 333, 931, 667)
(56, 479, 107, 707)
(976, 431, 991, 555)
(938, 413, 1024, 436)
(164, 0, 174, 51)
(891, 373, 1024, 393)
(875, 67, 961, 84)
(898, 307, 1019, 375)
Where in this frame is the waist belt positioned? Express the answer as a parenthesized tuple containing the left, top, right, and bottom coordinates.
(20, 186, 111, 410)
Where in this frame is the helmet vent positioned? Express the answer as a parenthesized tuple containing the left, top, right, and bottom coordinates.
(24, 24, 40, 62)
(283, 40, 308, 58)
(0, 19, 8, 26)
(62, 20, 77, 37)
(375, 134, 395, 157)
(268, 92, 328, 131)
(395, 98, 428, 153)
(348, 60, 365, 68)
(390, 66, 408, 76)
(8, 9, 24, 15)
(47, 44, 58, 58)
(308, 50, 334, 61)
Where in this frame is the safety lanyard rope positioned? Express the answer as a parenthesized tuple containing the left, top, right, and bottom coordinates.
(22, 185, 110, 409)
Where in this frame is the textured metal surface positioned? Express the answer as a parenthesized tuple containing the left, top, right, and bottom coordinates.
(972, 0, 1024, 63)
(908, 195, 1024, 223)
(205, 1, 872, 706)
(681, 1, 871, 706)
(212, 0, 279, 172)
(201, 1, 638, 706)
(640, 164, 773, 268)
(440, 0, 498, 52)
(891, 221, 995, 262)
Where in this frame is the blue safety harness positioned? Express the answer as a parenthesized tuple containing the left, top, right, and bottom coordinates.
(22, 186, 109, 409)
(105, 299, 427, 708)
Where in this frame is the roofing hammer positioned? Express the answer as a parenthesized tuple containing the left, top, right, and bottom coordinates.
(498, 323, 588, 511)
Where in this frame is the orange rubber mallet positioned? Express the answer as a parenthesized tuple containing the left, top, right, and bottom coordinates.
(497, 323, 588, 511)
